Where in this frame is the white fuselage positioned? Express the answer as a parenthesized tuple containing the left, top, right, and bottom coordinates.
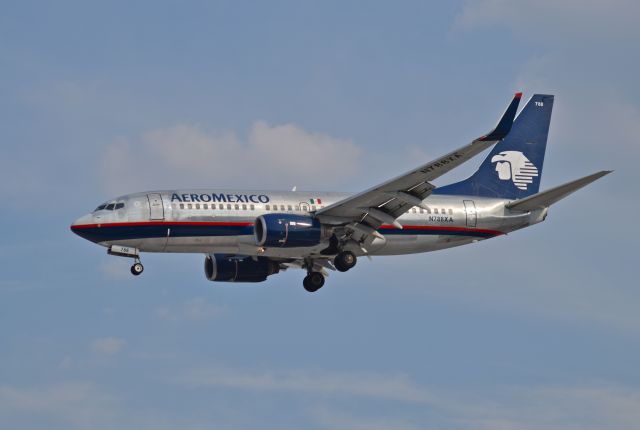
(71, 190, 547, 259)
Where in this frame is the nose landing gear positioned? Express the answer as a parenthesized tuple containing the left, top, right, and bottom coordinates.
(130, 260, 144, 276)
(108, 245, 144, 277)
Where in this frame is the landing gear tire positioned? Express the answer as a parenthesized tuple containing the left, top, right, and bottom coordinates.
(303, 272, 325, 292)
(334, 251, 357, 272)
(131, 262, 144, 276)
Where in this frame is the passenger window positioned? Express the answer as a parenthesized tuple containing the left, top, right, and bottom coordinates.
(420, 208, 424, 214)
(196, 203, 200, 209)
(242, 204, 247, 210)
(412, 208, 417, 213)
(188, 204, 193, 209)
(180, 203, 184, 209)
(203, 203, 208, 209)
(265, 204, 270, 210)
(219, 204, 224, 210)
(434, 208, 438, 214)
(295, 205, 300, 211)
(250, 204, 255, 210)
(280, 205, 285, 211)
(227, 204, 232, 210)
(311, 205, 316, 211)
(235, 204, 240, 210)
(287, 205, 292, 211)
(441, 208, 446, 214)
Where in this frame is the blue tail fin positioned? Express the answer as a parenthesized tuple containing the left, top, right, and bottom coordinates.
(434, 94, 554, 199)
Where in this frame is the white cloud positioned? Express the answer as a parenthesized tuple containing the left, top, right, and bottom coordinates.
(173, 364, 640, 430)
(0, 382, 116, 429)
(3, 377, 639, 430)
(90, 337, 126, 355)
(451, 385, 640, 430)
(0, 381, 204, 430)
(100, 121, 362, 195)
(176, 367, 434, 404)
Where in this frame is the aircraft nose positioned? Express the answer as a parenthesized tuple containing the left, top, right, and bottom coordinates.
(70, 214, 96, 240)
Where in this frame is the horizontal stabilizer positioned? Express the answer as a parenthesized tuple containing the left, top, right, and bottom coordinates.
(506, 170, 612, 211)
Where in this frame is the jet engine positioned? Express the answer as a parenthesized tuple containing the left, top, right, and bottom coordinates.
(204, 254, 280, 282)
(254, 214, 325, 248)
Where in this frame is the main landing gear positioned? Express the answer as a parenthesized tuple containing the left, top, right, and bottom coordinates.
(302, 250, 358, 293)
(334, 250, 357, 272)
(303, 271, 325, 293)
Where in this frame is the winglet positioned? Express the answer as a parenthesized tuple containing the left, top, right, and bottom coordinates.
(479, 92, 522, 142)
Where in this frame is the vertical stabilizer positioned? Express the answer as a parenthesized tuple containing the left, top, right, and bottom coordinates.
(434, 94, 554, 199)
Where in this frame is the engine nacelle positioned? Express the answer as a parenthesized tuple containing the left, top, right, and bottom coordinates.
(204, 254, 279, 283)
(254, 213, 323, 248)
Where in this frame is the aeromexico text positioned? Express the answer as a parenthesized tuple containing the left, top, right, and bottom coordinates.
(171, 193, 270, 204)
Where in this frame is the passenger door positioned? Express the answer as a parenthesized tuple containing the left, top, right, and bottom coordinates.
(147, 193, 165, 220)
(463, 200, 477, 228)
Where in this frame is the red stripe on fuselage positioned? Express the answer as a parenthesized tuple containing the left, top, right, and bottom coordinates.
(379, 224, 504, 236)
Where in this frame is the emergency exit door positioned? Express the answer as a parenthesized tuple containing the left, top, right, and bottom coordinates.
(147, 193, 165, 220)
(463, 200, 477, 228)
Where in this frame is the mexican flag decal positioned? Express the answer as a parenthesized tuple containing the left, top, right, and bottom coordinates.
(309, 198, 322, 204)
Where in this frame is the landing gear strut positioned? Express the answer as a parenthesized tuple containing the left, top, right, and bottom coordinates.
(303, 272, 325, 292)
(334, 250, 357, 272)
(130, 260, 144, 276)
(108, 245, 144, 277)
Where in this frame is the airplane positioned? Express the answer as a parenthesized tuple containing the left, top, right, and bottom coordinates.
(71, 93, 611, 292)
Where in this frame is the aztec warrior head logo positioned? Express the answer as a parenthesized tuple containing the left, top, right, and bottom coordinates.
(491, 150, 539, 190)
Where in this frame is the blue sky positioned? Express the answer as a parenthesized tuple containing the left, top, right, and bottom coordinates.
(2, 1, 640, 429)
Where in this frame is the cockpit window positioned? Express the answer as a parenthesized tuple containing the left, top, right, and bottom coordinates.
(93, 201, 125, 212)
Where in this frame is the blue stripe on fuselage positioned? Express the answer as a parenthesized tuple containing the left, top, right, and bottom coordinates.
(71, 222, 501, 243)
(71, 222, 254, 243)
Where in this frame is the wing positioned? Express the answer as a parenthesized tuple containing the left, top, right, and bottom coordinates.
(315, 93, 523, 235)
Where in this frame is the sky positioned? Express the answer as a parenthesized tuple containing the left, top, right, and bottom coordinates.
(1, 1, 640, 429)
